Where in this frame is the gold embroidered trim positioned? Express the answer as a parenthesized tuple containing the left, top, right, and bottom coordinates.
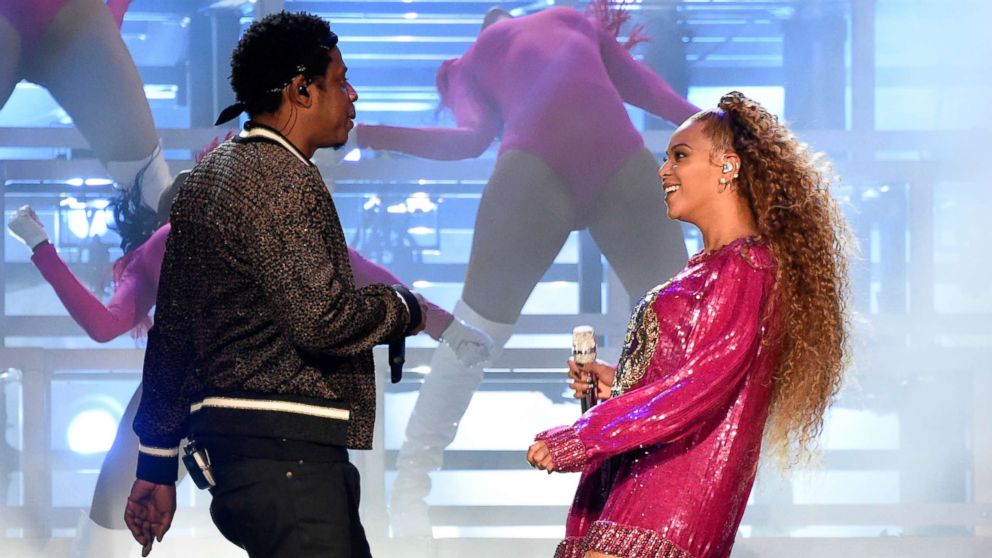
(612, 285, 664, 395)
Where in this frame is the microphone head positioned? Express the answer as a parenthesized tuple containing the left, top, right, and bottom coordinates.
(572, 325, 597, 365)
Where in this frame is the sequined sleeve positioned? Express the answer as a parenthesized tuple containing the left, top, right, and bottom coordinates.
(539, 251, 775, 472)
(347, 247, 453, 340)
(134, 223, 195, 483)
(244, 176, 410, 357)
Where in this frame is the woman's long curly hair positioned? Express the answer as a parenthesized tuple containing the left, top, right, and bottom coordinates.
(695, 91, 854, 465)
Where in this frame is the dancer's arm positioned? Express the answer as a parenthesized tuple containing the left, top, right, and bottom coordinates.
(597, 23, 700, 125)
(32, 242, 157, 342)
(356, 60, 500, 159)
(535, 251, 774, 472)
(11, 208, 163, 342)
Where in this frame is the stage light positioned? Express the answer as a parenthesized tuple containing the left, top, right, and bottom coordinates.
(343, 148, 361, 162)
(59, 196, 115, 240)
(66, 408, 118, 454)
(363, 195, 382, 211)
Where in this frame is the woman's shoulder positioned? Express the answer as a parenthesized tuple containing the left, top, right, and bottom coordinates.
(690, 235, 776, 272)
(735, 236, 776, 271)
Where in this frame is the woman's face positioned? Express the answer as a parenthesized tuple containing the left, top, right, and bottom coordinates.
(658, 120, 730, 224)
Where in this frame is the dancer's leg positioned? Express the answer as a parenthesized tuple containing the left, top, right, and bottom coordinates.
(25, 0, 170, 211)
(0, 15, 22, 107)
(586, 148, 687, 300)
(460, 151, 578, 323)
(88, 385, 141, 528)
(26, 0, 156, 161)
(391, 150, 577, 536)
(70, 385, 142, 558)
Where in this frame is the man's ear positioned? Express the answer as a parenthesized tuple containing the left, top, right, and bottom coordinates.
(288, 75, 312, 106)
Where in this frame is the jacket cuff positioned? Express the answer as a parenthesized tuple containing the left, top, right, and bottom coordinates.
(391, 285, 422, 336)
(137, 443, 180, 484)
(535, 425, 588, 473)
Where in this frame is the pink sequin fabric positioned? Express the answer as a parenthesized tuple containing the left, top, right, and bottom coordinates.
(537, 236, 779, 558)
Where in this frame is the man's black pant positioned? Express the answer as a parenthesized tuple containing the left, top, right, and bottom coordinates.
(207, 450, 372, 558)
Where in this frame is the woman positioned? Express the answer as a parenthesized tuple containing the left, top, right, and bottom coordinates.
(527, 91, 852, 558)
(356, 4, 699, 534)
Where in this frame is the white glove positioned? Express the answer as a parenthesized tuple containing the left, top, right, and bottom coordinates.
(441, 318, 495, 367)
(8, 205, 49, 251)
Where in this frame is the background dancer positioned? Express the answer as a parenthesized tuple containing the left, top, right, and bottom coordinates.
(356, 3, 699, 535)
(528, 91, 852, 558)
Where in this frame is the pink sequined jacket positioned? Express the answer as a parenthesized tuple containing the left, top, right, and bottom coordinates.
(537, 237, 779, 558)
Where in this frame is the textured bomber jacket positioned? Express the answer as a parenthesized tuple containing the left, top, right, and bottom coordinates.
(134, 128, 415, 483)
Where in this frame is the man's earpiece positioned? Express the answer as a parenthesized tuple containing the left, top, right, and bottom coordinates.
(298, 85, 310, 98)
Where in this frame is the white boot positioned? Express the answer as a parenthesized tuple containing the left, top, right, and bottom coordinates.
(390, 299, 515, 538)
(69, 512, 142, 558)
(105, 140, 172, 213)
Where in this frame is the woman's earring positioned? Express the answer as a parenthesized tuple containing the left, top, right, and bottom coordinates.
(722, 162, 733, 173)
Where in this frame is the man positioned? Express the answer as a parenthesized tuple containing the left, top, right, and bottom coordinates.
(123, 12, 425, 557)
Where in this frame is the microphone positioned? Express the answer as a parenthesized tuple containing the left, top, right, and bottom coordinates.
(572, 325, 597, 412)
(388, 339, 405, 384)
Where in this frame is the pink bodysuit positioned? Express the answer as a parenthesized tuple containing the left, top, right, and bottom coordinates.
(357, 7, 699, 221)
(0, 0, 129, 48)
(31, 223, 452, 342)
(537, 237, 780, 558)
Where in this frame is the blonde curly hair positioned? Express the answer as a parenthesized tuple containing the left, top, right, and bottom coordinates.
(693, 91, 854, 465)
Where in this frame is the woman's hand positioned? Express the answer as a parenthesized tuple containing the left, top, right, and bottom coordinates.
(567, 358, 616, 402)
(526, 440, 555, 473)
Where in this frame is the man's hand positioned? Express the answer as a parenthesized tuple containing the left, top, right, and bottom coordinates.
(567, 358, 616, 402)
(124, 479, 176, 557)
(526, 440, 555, 473)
